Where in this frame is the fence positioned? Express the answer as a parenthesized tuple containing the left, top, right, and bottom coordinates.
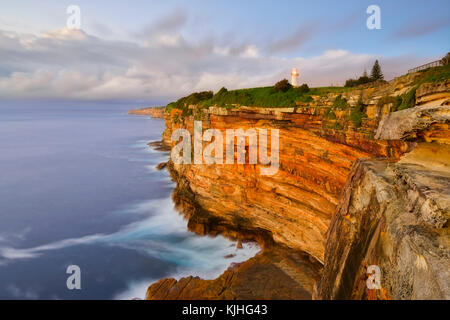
(408, 60, 443, 73)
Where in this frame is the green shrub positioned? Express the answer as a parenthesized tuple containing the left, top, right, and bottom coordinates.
(398, 87, 417, 110)
(296, 94, 313, 103)
(274, 79, 292, 92)
(164, 91, 213, 116)
(377, 95, 402, 112)
(215, 87, 228, 97)
(345, 75, 372, 87)
(333, 121, 344, 130)
(324, 108, 337, 119)
(376, 88, 416, 113)
(165, 85, 351, 111)
(345, 68, 374, 87)
(349, 99, 367, 127)
(165, 102, 176, 113)
(297, 83, 310, 93)
(327, 121, 343, 130)
(333, 95, 348, 109)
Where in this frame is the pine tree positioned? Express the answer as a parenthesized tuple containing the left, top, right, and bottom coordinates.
(370, 60, 384, 81)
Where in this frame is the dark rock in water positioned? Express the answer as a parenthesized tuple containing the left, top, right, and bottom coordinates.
(224, 253, 235, 259)
(156, 162, 167, 170)
(236, 241, 243, 249)
(147, 140, 171, 152)
(147, 140, 161, 147)
(146, 246, 321, 300)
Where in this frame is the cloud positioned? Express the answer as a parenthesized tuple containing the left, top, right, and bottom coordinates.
(6, 285, 39, 300)
(137, 8, 188, 43)
(331, 10, 361, 31)
(0, 18, 431, 102)
(266, 24, 318, 54)
(391, 16, 450, 39)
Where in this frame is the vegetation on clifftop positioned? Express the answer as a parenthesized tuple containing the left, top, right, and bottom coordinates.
(349, 99, 367, 127)
(415, 63, 450, 84)
(165, 62, 449, 117)
(165, 84, 349, 115)
(376, 64, 450, 113)
(345, 60, 385, 87)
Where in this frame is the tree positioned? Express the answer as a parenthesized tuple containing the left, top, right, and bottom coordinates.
(358, 74, 370, 85)
(344, 78, 357, 87)
(297, 83, 310, 93)
(441, 52, 450, 66)
(344, 69, 371, 88)
(274, 79, 292, 92)
(370, 60, 384, 81)
(215, 87, 228, 97)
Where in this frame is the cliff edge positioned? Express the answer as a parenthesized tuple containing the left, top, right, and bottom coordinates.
(318, 104, 450, 300)
(146, 67, 449, 300)
(128, 106, 165, 118)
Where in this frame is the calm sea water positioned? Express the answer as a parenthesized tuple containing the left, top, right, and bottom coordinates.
(0, 102, 258, 300)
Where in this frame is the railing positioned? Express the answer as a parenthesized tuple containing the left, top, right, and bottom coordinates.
(408, 60, 443, 73)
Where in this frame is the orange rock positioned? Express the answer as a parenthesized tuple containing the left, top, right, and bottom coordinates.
(161, 105, 407, 262)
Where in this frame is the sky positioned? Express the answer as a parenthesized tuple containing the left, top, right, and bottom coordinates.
(0, 0, 449, 105)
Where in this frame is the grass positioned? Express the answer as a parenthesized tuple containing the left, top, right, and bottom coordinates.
(165, 64, 449, 116)
(374, 64, 449, 113)
(165, 85, 349, 115)
(416, 63, 450, 84)
(203, 86, 306, 108)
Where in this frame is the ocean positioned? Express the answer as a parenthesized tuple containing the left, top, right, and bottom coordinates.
(0, 101, 258, 299)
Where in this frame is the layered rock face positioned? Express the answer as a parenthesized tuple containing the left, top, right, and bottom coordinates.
(161, 102, 408, 263)
(147, 73, 449, 300)
(147, 246, 322, 300)
(128, 106, 165, 118)
(318, 105, 450, 300)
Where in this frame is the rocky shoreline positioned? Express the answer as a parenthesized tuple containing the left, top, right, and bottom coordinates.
(145, 154, 322, 299)
(128, 106, 165, 118)
(142, 72, 449, 300)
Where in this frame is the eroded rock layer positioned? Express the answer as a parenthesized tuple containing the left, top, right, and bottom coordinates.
(318, 155, 450, 299)
(318, 105, 450, 300)
(128, 106, 165, 118)
(146, 73, 449, 300)
(162, 105, 408, 262)
(146, 246, 322, 300)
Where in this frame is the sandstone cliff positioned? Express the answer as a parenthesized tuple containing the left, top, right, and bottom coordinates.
(147, 245, 321, 300)
(318, 105, 450, 300)
(147, 71, 449, 300)
(128, 106, 165, 118)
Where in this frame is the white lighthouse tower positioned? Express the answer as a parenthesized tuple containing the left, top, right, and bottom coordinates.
(291, 68, 299, 87)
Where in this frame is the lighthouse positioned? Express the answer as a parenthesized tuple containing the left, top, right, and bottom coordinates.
(291, 68, 299, 87)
